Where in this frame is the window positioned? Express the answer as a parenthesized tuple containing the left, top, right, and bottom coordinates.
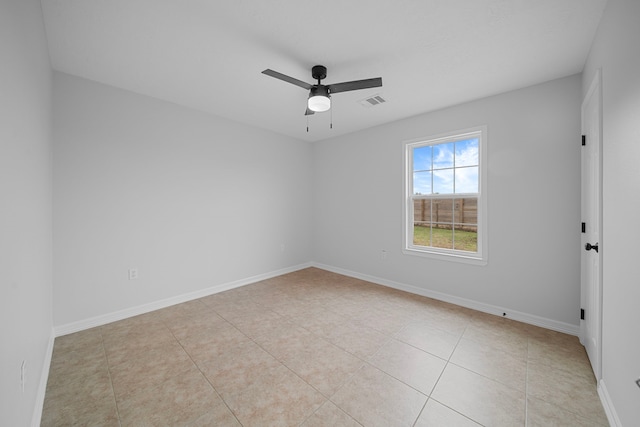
(403, 127, 487, 264)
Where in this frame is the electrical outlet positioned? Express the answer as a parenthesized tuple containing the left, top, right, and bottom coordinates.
(20, 360, 26, 393)
(128, 268, 139, 280)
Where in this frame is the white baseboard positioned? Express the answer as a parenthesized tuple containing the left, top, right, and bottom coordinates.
(31, 327, 55, 427)
(54, 262, 312, 337)
(312, 262, 580, 336)
(53, 260, 580, 338)
(598, 379, 622, 427)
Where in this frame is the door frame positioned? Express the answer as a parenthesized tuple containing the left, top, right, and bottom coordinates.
(580, 69, 603, 381)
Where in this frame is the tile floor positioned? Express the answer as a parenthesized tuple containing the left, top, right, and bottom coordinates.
(41, 267, 609, 426)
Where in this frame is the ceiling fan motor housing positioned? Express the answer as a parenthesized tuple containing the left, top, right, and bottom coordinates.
(312, 65, 327, 81)
(309, 85, 330, 98)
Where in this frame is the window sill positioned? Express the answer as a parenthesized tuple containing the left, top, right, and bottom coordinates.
(403, 247, 487, 266)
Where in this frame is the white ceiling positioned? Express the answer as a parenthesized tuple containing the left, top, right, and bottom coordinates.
(41, 0, 607, 142)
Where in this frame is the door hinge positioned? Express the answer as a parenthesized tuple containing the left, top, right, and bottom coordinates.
(581, 222, 586, 233)
(581, 308, 585, 320)
(582, 135, 586, 146)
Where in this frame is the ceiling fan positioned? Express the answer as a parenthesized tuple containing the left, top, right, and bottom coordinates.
(262, 65, 382, 115)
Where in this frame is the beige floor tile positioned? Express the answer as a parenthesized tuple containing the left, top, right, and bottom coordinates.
(527, 396, 609, 427)
(186, 405, 242, 427)
(109, 339, 195, 399)
(178, 321, 252, 364)
(523, 322, 576, 342)
(368, 338, 447, 395)
(117, 365, 222, 426)
(301, 400, 361, 427)
(386, 294, 439, 316)
(331, 364, 427, 427)
(450, 337, 527, 391)
(198, 340, 283, 398)
(395, 321, 461, 360)
(42, 368, 118, 427)
(164, 308, 227, 340)
(414, 399, 481, 427)
(229, 309, 294, 340)
(210, 300, 275, 323)
(155, 299, 212, 320)
(324, 320, 390, 359)
(47, 343, 107, 389)
(199, 290, 247, 307)
(463, 316, 529, 360)
(279, 337, 365, 396)
(41, 399, 119, 427)
(356, 308, 413, 335)
(413, 306, 472, 336)
(42, 267, 607, 426)
(289, 309, 350, 339)
(258, 296, 318, 318)
(52, 327, 103, 353)
(431, 363, 526, 426)
(528, 330, 592, 374)
(102, 325, 178, 367)
(325, 299, 373, 320)
(527, 361, 608, 424)
(253, 324, 318, 360)
(223, 363, 325, 426)
(99, 312, 165, 339)
(44, 356, 112, 401)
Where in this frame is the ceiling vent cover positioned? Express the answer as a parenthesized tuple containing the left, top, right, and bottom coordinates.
(358, 94, 387, 108)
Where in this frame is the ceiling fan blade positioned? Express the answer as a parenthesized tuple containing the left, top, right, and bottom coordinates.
(305, 107, 315, 116)
(262, 69, 312, 90)
(327, 77, 382, 94)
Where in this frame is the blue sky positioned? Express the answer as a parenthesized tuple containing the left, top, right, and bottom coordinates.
(413, 137, 479, 195)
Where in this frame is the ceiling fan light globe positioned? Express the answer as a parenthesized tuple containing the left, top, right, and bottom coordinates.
(308, 95, 331, 112)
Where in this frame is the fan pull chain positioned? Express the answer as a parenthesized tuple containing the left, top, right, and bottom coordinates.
(306, 114, 309, 133)
(330, 106, 333, 129)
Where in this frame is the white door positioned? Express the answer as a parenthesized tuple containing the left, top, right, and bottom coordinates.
(580, 70, 602, 380)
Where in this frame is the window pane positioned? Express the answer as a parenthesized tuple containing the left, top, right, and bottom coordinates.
(433, 142, 454, 169)
(413, 199, 432, 225)
(432, 199, 453, 225)
(431, 226, 453, 249)
(433, 169, 454, 194)
(413, 199, 431, 246)
(413, 224, 431, 246)
(454, 197, 478, 226)
(455, 166, 478, 193)
(413, 171, 432, 195)
(413, 146, 432, 171)
(455, 138, 479, 167)
(454, 228, 477, 252)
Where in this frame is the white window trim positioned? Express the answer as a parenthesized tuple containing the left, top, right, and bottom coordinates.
(402, 126, 488, 265)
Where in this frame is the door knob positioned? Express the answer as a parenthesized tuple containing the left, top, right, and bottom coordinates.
(585, 242, 599, 253)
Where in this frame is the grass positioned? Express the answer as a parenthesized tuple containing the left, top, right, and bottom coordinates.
(413, 225, 478, 252)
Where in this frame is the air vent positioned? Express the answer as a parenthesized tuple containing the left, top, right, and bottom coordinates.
(358, 94, 387, 108)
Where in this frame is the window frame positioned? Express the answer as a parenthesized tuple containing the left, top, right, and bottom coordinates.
(402, 126, 488, 265)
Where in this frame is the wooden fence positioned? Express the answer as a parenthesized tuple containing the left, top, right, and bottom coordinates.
(413, 197, 478, 232)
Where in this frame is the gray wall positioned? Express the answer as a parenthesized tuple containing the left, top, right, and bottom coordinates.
(582, 0, 640, 424)
(0, 0, 53, 425)
(53, 73, 313, 326)
(313, 75, 582, 328)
